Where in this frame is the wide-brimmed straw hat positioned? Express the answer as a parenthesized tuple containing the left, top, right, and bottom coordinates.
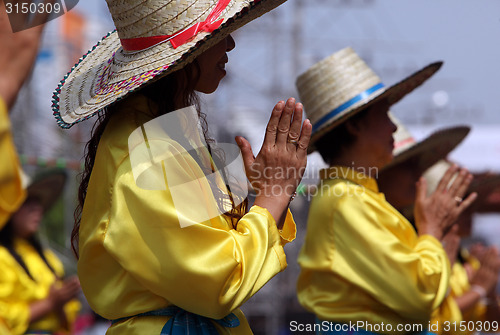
(381, 115, 470, 173)
(52, 0, 287, 129)
(424, 160, 500, 198)
(1, 169, 67, 231)
(26, 169, 67, 213)
(296, 47, 443, 153)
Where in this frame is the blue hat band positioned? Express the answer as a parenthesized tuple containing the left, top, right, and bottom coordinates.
(312, 82, 385, 133)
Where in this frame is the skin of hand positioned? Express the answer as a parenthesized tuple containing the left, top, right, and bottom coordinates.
(29, 276, 81, 324)
(457, 246, 500, 318)
(470, 247, 500, 296)
(236, 97, 312, 227)
(414, 164, 477, 240)
(0, 0, 55, 110)
(441, 225, 460, 268)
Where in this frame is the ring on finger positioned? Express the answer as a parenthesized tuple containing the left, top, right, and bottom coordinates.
(454, 196, 463, 205)
(287, 138, 299, 146)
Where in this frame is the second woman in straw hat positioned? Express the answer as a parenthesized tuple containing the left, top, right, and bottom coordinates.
(295, 47, 476, 334)
(52, 0, 312, 334)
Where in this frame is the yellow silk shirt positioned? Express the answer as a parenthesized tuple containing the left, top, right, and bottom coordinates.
(0, 239, 80, 334)
(297, 166, 450, 334)
(0, 98, 25, 230)
(431, 262, 486, 335)
(78, 95, 296, 334)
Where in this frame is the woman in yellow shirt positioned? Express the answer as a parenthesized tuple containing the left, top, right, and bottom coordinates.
(52, 0, 311, 334)
(0, 170, 81, 334)
(295, 47, 476, 334)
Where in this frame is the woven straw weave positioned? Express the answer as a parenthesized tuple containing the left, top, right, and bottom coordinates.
(295, 47, 443, 153)
(54, 0, 286, 128)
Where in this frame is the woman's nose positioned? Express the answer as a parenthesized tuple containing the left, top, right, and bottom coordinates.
(226, 34, 236, 52)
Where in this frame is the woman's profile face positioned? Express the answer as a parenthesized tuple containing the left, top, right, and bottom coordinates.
(356, 100, 397, 169)
(11, 198, 43, 239)
(194, 34, 236, 94)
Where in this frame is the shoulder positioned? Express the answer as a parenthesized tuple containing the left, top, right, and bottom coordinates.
(311, 178, 368, 209)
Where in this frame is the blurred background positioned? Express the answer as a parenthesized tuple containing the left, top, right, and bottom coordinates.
(9, 0, 500, 333)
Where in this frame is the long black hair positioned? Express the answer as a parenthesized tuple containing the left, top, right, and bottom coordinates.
(73, 60, 248, 257)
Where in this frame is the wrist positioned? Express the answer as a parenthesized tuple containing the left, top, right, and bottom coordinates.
(417, 228, 442, 241)
(255, 192, 293, 207)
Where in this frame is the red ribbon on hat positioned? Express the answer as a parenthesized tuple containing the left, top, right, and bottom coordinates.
(121, 0, 231, 52)
(394, 137, 416, 150)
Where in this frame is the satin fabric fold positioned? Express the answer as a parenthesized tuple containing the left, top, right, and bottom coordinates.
(0, 98, 26, 229)
(297, 166, 450, 335)
(78, 94, 296, 334)
(430, 262, 486, 335)
(0, 239, 80, 335)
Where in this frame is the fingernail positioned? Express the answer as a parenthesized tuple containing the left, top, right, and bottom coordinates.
(287, 97, 295, 107)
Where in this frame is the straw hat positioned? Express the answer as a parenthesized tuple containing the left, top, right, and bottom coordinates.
(424, 160, 500, 198)
(26, 169, 67, 213)
(296, 47, 442, 153)
(381, 114, 470, 173)
(52, 0, 287, 129)
(399, 160, 500, 221)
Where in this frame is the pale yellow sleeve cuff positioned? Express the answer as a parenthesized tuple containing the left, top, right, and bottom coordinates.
(248, 206, 297, 245)
(417, 234, 451, 270)
(418, 234, 444, 248)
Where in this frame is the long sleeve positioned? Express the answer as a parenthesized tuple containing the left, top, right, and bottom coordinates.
(77, 98, 296, 332)
(328, 194, 450, 319)
(0, 98, 26, 229)
(297, 170, 450, 331)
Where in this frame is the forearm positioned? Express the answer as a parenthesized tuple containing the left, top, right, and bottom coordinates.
(455, 290, 482, 315)
(29, 298, 55, 323)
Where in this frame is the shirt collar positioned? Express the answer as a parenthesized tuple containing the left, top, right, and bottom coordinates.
(320, 165, 379, 193)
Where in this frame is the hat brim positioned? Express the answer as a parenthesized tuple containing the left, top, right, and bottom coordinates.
(382, 126, 470, 173)
(27, 170, 67, 212)
(469, 173, 500, 197)
(308, 61, 443, 153)
(53, 0, 286, 129)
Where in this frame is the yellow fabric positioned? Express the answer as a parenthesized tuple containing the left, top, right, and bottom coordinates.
(451, 262, 486, 326)
(0, 239, 80, 334)
(0, 98, 26, 230)
(297, 166, 450, 334)
(78, 94, 296, 334)
(431, 262, 486, 335)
